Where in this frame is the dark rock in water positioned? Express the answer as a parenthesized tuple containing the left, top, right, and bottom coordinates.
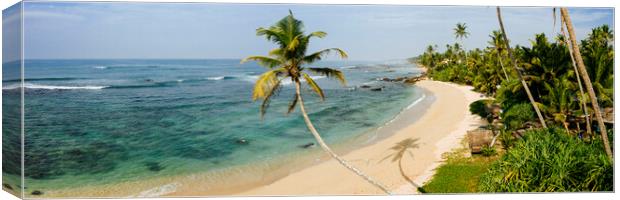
(377, 74, 426, 84)
(31, 190, 43, 195)
(67, 149, 85, 156)
(145, 79, 154, 82)
(236, 139, 249, 145)
(360, 85, 371, 89)
(65, 127, 87, 137)
(362, 122, 375, 127)
(379, 77, 405, 82)
(173, 138, 235, 160)
(158, 121, 175, 128)
(54, 142, 128, 176)
(66, 129, 87, 137)
(370, 87, 383, 91)
(145, 162, 164, 172)
(299, 142, 315, 149)
(2, 184, 13, 190)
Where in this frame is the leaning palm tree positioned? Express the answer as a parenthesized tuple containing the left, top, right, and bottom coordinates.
(454, 22, 470, 63)
(560, 8, 613, 160)
(557, 13, 592, 137)
(241, 11, 392, 194)
(496, 7, 548, 128)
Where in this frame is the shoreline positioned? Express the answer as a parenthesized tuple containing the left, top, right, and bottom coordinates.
(163, 82, 438, 197)
(30, 79, 483, 198)
(29, 77, 432, 198)
(229, 80, 484, 195)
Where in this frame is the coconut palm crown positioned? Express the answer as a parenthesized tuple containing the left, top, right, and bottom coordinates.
(241, 10, 348, 117)
(454, 22, 470, 40)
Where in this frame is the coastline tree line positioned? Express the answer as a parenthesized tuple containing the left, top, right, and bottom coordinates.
(244, 7, 613, 194)
(416, 7, 613, 192)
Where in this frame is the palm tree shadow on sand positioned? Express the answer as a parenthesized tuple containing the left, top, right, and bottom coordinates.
(380, 138, 427, 193)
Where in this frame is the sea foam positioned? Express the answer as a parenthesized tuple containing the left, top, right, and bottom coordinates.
(133, 183, 179, 197)
(206, 76, 226, 80)
(2, 83, 108, 90)
(281, 76, 326, 85)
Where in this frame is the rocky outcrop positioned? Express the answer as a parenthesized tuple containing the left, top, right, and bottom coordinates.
(377, 73, 427, 84)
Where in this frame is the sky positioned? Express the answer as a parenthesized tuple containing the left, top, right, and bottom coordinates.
(2, 2, 614, 61)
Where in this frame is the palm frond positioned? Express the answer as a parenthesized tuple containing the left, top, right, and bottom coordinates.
(303, 48, 348, 64)
(302, 73, 325, 101)
(276, 12, 304, 45)
(288, 35, 301, 50)
(268, 48, 284, 57)
(308, 31, 327, 39)
(287, 95, 299, 114)
(260, 79, 282, 118)
(252, 68, 284, 100)
(256, 27, 286, 46)
(306, 67, 347, 86)
(241, 56, 283, 69)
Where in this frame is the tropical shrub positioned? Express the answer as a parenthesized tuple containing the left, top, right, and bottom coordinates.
(479, 128, 613, 192)
(494, 79, 527, 110)
(469, 99, 492, 119)
(498, 129, 515, 149)
(580, 25, 614, 108)
(480, 146, 497, 157)
(430, 66, 455, 82)
(501, 103, 535, 130)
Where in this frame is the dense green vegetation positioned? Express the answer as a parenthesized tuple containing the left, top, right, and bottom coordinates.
(417, 17, 614, 192)
(479, 128, 613, 192)
(420, 27, 613, 111)
(418, 24, 614, 137)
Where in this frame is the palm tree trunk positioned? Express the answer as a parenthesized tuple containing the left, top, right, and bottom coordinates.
(490, 133, 499, 148)
(496, 7, 548, 128)
(497, 53, 510, 81)
(463, 43, 468, 65)
(559, 16, 592, 138)
(294, 82, 392, 194)
(563, 122, 570, 134)
(560, 8, 613, 160)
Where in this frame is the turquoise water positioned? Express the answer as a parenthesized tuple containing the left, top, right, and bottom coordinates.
(2, 59, 423, 194)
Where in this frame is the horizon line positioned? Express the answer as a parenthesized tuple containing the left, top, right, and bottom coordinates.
(3, 57, 404, 62)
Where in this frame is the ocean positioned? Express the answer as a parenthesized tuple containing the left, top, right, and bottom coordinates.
(2, 59, 426, 195)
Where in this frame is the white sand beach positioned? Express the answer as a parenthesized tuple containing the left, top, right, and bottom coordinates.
(232, 80, 485, 195)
